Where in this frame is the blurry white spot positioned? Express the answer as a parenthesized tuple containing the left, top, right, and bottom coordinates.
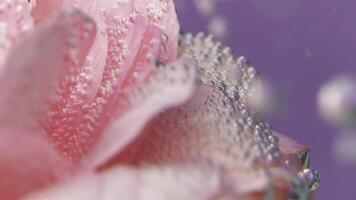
(247, 79, 282, 116)
(318, 75, 356, 128)
(333, 133, 356, 165)
(208, 16, 228, 40)
(194, 0, 217, 16)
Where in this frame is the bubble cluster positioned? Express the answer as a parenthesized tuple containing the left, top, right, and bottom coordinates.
(118, 33, 280, 167)
(45, 10, 98, 161)
(122, 60, 195, 109)
(0, 0, 34, 33)
(49, 8, 143, 161)
(113, 33, 318, 198)
(45, 1, 176, 161)
(180, 33, 258, 102)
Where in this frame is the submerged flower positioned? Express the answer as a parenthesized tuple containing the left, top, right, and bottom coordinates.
(0, 0, 319, 200)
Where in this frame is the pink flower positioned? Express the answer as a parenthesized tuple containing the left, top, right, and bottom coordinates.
(0, 0, 319, 200)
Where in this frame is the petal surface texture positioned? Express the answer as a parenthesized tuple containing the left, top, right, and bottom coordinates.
(29, 0, 180, 162)
(24, 166, 221, 200)
(0, 9, 96, 134)
(86, 59, 196, 168)
(0, 131, 74, 200)
(0, 0, 34, 74)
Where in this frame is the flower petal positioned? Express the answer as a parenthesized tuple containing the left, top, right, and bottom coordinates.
(0, 0, 34, 73)
(30, 0, 180, 162)
(121, 25, 162, 88)
(24, 165, 221, 200)
(0, 9, 97, 135)
(275, 132, 310, 171)
(103, 82, 306, 199)
(133, 0, 179, 62)
(32, 1, 171, 162)
(24, 164, 296, 200)
(45, 14, 150, 162)
(31, 0, 73, 23)
(32, 0, 179, 63)
(103, 32, 314, 198)
(85, 59, 196, 168)
(113, 84, 282, 169)
(0, 130, 74, 200)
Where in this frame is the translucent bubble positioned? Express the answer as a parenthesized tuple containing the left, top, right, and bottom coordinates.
(194, 0, 217, 16)
(246, 79, 282, 116)
(299, 168, 320, 192)
(333, 133, 356, 165)
(208, 16, 228, 40)
(318, 75, 356, 128)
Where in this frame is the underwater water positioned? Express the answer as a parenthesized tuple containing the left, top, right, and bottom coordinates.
(178, 0, 356, 199)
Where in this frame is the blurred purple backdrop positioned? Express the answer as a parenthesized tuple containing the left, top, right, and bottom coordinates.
(178, 0, 356, 199)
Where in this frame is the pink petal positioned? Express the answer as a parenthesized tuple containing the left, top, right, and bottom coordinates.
(112, 85, 280, 168)
(32, 0, 180, 63)
(274, 132, 310, 171)
(31, 1, 173, 162)
(85, 59, 196, 168)
(0, 9, 97, 139)
(32, 0, 110, 105)
(121, 25, 162, 88)
(99, 82, 299, 198)
(24, 165, 221, 200)
(31, 0, 73, 23)
(30, 0, 180, 162)
(23, 164, 295, 200)
(0, 0, 34, 74)
(0, 130, 74, 200)
(275, 133, 308, 156)
(133, 0, 179, 63)
(77, 0, 180, 63)
(45, 15, 149, 162)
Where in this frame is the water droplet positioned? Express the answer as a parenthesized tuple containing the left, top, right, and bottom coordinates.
(299, 168, 320, 191)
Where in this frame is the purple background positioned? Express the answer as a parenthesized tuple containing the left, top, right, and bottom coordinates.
(178, 0, 356, 199)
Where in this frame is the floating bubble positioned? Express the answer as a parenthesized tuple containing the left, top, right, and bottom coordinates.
(208, 15, 228, 40)
(299, 168, 320, 192)
(318, 75, 356, 128)
(246, 78, 282, 116)
(332, 133, 356, 165)
(193, 0, 217, 16)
